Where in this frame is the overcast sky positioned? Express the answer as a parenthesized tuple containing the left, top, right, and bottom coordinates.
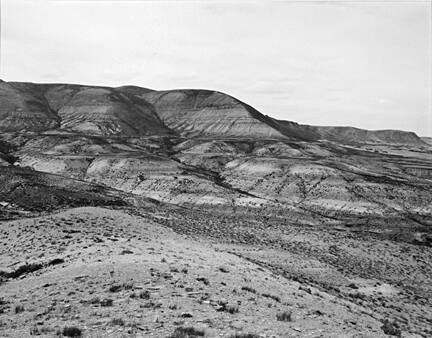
(1, 0, 431, 136)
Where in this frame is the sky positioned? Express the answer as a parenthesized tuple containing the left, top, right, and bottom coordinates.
(0, 0, 431, 136)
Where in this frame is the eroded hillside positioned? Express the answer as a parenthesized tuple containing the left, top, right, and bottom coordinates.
(0, 80, 431, 337)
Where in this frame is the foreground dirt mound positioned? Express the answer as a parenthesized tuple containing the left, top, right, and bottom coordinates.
(0, 207, 388, 337)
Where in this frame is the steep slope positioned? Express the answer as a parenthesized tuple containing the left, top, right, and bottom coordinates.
(56, 86, 173, 136)
(315, 126, 426, 146)
(0, 140, 16, 165)
(421, 137, 432, 146)
(272, 119, 320, 141)
(0, 154, 10, 166)
(140, 89, 290, 139)
(0, 81, 59, 132)
(0, 81, 173, 136)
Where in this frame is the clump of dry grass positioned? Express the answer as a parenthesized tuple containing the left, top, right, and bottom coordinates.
(166, 326, 205, 338)
(61, 326, 82, 337)
(139, 290, 150, 299)
(14, 304, 24, 314)
(381, 319, 402, 337)
(216, 301, 239, 314)
(276, 310, 292, 322)
(262, 293, 281, 303)
(241, 286, 256, 294)
(110, 318, 125, 326)
(100, 298, 114, 307)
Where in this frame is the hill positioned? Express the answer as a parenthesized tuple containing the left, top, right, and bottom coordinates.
(0, 80, 427, 146)
(315, 126, 426, 146)
(1, 81, 173, 136)
(1, 80, 432, 336)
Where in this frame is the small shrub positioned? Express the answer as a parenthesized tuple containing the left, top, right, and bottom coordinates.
(0, 298, 8, 314)
(100, 298, 113, 307)
(110, 318, 125, 326)
(14, 304, 25, 314)
(262, 293, 281, 303)
(381, 319, 402, 337)
(48, 258, 65, 266)
(62, 326, 82, 337)
(229, 334, 261, 338)
(123, 282, 134, 290)
(276, 310, 292, 322)
(166, 326, 205, 338)
(8, 263, 43, 278)
(347, 283, 358, 289)
(241, 286, 256, 294)
(142, 301, 161, 309)
(196, 277, 209, 285)
(30, 325, 53, 335)
(217, 302, 239, 314)
(226, 305, 239, 314)
(108, 282, 133, 292)
(108, 284, 122, 292)
(139, 290, 150, 299)
(88, 297, 101, 304)
(298, 286, 312, 294)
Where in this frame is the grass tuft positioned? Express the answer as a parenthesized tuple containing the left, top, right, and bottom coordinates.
(166, 326, 205, 338)
(381, 319, 402, 337)
(62, 326, 82, 337)
(276, 310, 292, 322)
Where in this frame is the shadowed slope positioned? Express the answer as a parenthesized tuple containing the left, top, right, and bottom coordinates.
(421, 137, 432, 146)
(0, 81, 59, 132)
(57, 86, 173, 136)
(0, 166, 125, 214)
(0, 81, 173, 136)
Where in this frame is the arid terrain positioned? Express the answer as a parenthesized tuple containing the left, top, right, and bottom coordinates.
(0, 80, 431, 337)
